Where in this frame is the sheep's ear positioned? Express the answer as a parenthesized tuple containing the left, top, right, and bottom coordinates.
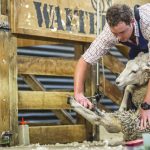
(138, 52, 144, 57)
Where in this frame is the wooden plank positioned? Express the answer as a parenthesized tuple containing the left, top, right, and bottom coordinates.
(18, 91, 73, 109)
(74, 44, 86, 125)
(0, 31, 18, 145)
(21, 74, 45, 91)
(9, 35, 18, 146)
(103, 53, 125, 74)
(74, 44, 84, 60)
(53, 109, 75, 124)
(21, 74, 75, 124)
(116, 44, 130, 59)
(1, 0, 7, 15)
(17, 36, 64, 47)
(10, 0, 110, 42)
(29, 125, 86, 144)
(112, 0, 150, 7)
(75, 44, 85, 125)
(0, 32, 10, 137)
(83, 44, 94, 141)
(84, 44, 93, 97)
(98, 103, 111, 112)
(100, 75, 122, 105)
(15, 28, 95, 43)
(18, 56, 77, 76)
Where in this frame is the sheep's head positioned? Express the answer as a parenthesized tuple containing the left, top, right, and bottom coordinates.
(116, 53, 150, 87)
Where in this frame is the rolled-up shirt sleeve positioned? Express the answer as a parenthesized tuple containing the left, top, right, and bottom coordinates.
(82, 23, 118, 65)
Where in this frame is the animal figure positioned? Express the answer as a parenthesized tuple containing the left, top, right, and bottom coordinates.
(69, 53, 150, 141)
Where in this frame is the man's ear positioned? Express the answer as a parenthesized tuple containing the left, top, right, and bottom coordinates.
(131, 18, 135, 24)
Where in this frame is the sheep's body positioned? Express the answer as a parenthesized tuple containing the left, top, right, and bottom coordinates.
(132, 84, 147, 107)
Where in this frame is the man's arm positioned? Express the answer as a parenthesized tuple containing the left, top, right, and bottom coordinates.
(140, 80, 150, 129)
(73, 23, 117, 109)
(74, 57, 93, 109)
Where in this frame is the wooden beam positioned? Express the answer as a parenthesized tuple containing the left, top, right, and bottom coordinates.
(116, 44, 130, 59)
(83, 44, 95, 141)
(1, 0, 7, 15)
(17, 37, 64, 47)
(10, 0, 105, 43)
(74, 44, 87, 124)
(29, 125, 86, 144)
(18, 91, 73, 109)
(103, 53, 125, 74)
(15, 28, 95, 43)
(53, 109, 76, 124)
(18, 56, 77, 76)
(74, 44, 94, 141)
(0, 31, 18, 145)
(98, 103, 111, 112)
(100, 75, 123, 105)
(74, 44, 84, 60)
(20, 74, 45, 91)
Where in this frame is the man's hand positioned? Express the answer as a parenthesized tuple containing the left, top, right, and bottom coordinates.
(140, 109, 150, 130)
(75, 93, 93, 109)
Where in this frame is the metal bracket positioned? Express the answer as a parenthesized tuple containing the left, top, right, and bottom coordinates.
(0, 131, 13, 147)
(0, 15, 10, 31)
(0, 21, 10, 30)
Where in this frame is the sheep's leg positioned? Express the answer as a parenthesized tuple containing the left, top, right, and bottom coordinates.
(68, 96, 103, 125)
(119, 85, 135, 111)
(68, 96, 121, 133)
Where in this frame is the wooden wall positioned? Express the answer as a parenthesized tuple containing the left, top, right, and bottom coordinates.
(112, 0, 150, 6)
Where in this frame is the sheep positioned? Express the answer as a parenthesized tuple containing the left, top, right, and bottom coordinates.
(69, 96, 150, 141)
(69, 53, 150, 141)
(116, 52, 150, 111)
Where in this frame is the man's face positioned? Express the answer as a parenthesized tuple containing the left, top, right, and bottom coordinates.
(110, 21, 133, 42)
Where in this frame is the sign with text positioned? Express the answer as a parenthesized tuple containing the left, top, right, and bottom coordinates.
(11, 0, 111, 42)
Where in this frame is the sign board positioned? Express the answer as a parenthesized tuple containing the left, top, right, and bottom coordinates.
(11, 0, 111, 42)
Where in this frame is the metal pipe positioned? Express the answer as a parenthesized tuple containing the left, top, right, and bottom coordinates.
(96, 0, 100, 88)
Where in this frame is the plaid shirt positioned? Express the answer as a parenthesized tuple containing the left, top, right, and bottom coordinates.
(82, 3, 150, 64)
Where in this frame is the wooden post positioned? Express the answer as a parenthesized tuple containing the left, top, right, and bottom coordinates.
(74, 44, 84, 60)
(0, 31, 18, 145)
(74, 43, 93, 141)
(74, 44, 86, 124)
(84, 44, 93, 141)
(1, 0, 8, 15)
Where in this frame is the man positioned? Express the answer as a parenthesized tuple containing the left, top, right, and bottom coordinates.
(74, 3, 150, 129)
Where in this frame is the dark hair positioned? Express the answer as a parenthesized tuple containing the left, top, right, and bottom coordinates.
(106, 4, 133, 27)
